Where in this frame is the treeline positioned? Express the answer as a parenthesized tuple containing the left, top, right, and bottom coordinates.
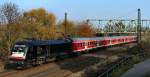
(0, 2, 96, 59)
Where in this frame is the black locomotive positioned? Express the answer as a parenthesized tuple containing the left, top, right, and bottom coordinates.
(9, 39, 72, 67)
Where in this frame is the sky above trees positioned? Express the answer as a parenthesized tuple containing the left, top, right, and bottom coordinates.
(1, 0, 150, 21)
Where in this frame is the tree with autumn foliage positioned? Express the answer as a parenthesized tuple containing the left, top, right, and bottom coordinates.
(23, 8, 56, 26)
(22, 8, 57, 40)
(57, 20, 77, 38)
(77, 21, 96, 37)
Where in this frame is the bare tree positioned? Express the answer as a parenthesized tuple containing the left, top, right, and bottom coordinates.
(0, 3, 21, 56)
(0, 2, 20, 24)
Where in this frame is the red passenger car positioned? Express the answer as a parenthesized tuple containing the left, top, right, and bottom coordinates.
(72, 36, 136, 52)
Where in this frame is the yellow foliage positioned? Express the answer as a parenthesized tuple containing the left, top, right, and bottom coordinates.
(77, 22, 95, 37)
(24, 8, 56, 27)
(58, 20, 77, 37)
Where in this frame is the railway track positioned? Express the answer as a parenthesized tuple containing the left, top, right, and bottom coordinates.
(0, 43, 136, 77)
(28, 56, 102, 77)
(28, 65, 72, 77)
(0, 63, 58, 77)
(0, 53, 104, 77)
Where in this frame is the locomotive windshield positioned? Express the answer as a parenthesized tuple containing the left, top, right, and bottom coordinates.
(12, 45, 28, 53)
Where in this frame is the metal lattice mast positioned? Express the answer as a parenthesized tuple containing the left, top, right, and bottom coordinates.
(137, 8, 142, 52)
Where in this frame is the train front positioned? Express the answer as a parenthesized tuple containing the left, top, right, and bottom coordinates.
(9, 44, 28, 67)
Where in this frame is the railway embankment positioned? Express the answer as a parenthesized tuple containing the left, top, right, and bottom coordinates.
(95, 42, 150, 77)
(67, 43, 137, 77)
(0, 43, 136, 77)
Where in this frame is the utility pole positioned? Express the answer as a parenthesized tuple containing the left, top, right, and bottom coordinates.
(137, 8, 142, 52)
(86, 19, 90, 25)
(64, 12, 67, 38)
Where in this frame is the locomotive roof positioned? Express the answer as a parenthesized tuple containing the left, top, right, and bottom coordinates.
(15, 40, 70, 46)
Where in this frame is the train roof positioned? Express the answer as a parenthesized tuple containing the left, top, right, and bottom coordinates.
(72, 37, 103, 41)
(72, 36, 129, 41)
(15, 40, 70, 46)
(14, 36, 136, 46)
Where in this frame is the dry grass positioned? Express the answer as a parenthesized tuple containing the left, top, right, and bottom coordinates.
(141, 32, 150, 77)
(0, 60, 4, 72)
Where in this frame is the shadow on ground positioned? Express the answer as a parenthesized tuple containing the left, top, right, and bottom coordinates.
(55, 54, 103, 73)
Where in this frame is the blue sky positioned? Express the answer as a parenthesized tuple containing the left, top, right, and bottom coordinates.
(0, 0, 150, 21)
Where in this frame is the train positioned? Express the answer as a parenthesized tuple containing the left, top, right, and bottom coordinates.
(8, 36, 136, 68)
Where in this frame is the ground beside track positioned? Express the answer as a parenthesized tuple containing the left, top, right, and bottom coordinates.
(0, 61, 4, 72)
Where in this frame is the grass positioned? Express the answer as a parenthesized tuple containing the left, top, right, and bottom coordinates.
(110, 60, 136, 77)
(79, 51, 146, 77)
